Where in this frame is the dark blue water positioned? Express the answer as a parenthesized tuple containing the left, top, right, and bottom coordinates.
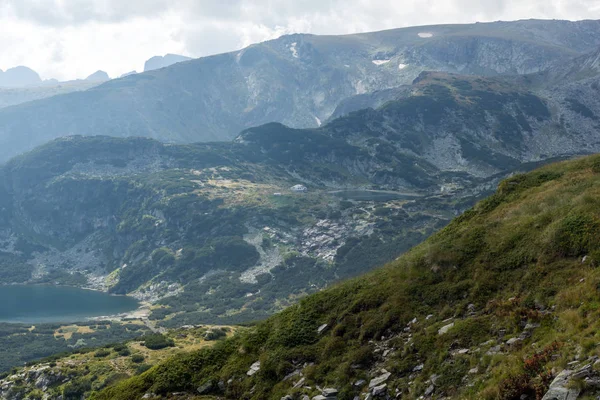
(0, 285, 139, 323)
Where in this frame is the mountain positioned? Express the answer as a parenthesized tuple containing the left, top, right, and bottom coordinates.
(0, 66, 42, 88)
(85, 70, 110, 82)
(120, 70, 137, 78)
(8, 152, 600, 399)
(143, 53, 192, 72)
(0, 19, 600, 162)
(0, 70, 593, 328)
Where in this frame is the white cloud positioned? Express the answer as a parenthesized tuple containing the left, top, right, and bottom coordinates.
(0, 0, 598, 80)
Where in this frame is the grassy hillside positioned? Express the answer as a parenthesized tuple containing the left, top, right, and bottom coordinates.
(91, 154, 600, 399)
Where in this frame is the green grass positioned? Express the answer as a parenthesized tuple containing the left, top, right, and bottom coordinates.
(91, 154, 600, 399)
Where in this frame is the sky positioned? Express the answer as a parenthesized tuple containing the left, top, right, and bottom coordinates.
(0, 0, 599, 81)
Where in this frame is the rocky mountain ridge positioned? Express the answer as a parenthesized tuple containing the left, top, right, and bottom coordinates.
(0, 19, 600, 162)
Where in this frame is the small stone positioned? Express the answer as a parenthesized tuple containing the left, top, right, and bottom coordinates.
(413, 364, 424, 372)
(424, 384, 435, 396)
(369, 372, 391, 388)
(372, 384, 387, 396)
(426, 314, 434, 320)
(469, 368, 479, 374)
(318, 324, 329, 334)
(438, 323, 454, 335)
(293, 377, 306, 389)
(312, 396, 327, 400)
(246, 361, 261, 376)
(322, 388, 338, 397)
(572, 364, 592, 380)
(354, 379, 366, 387)
(197, 382, 212, 394)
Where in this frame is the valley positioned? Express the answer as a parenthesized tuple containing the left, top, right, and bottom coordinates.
(0, 16, 600, 400)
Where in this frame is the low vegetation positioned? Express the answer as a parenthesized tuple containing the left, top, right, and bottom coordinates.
(89, 154, 600, 399)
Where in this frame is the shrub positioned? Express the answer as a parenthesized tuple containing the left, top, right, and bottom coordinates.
(131, 354, 145, 363)
(94, 349, 111, 358)
(142, 334, 175, 350)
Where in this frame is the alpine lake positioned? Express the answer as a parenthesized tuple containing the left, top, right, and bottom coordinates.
(0, 285, 139, 323)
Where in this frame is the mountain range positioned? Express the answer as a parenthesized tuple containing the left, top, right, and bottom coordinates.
(0, 66, 41, 88)
(1, 18, 600, 400)
(0, 53, 190, 110)
(1, 20, 600, 162)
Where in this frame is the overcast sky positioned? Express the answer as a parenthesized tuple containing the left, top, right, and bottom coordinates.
(0, 0, 599, 81)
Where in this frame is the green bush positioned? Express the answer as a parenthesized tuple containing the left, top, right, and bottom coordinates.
(131, 354, 145, 363)
(142, 334, 175, 350)
(94, 349, 111, 358)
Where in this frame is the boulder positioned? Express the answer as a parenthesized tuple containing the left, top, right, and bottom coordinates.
(541, 370, 580, 400)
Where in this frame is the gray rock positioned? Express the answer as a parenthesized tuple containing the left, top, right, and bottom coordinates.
(354, 379, 366, 387)
(283, 369, 302, 381)
(572, 363, 592, 379)
(247, 361, 261, 376)
(197, 382, 212, 395)
(438, 323, 454, 335)
(322, 388, 338, 397)
(318, 324, 329, 334)
(293, 377, 306, 389)
(372, 383, 387, 396)
(541, 370, 580, 400)
(312, 396, 327, 400)
(369, 372, 391, 388)
(425, 384, 435, 396)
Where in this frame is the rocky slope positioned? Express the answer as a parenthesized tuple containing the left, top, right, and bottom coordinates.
(86, 152, 600, 400)
(0, 20, 599, 161)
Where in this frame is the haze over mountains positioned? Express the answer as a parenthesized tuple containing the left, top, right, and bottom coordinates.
(0, 53, 192, 110)
(0, 66, 42, 88)
(0, 20, 600, 162)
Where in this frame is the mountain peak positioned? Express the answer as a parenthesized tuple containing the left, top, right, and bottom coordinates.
(0, 66, 42, 88)
(85, 70, 110, 82)
(143, 54, 192, 72)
